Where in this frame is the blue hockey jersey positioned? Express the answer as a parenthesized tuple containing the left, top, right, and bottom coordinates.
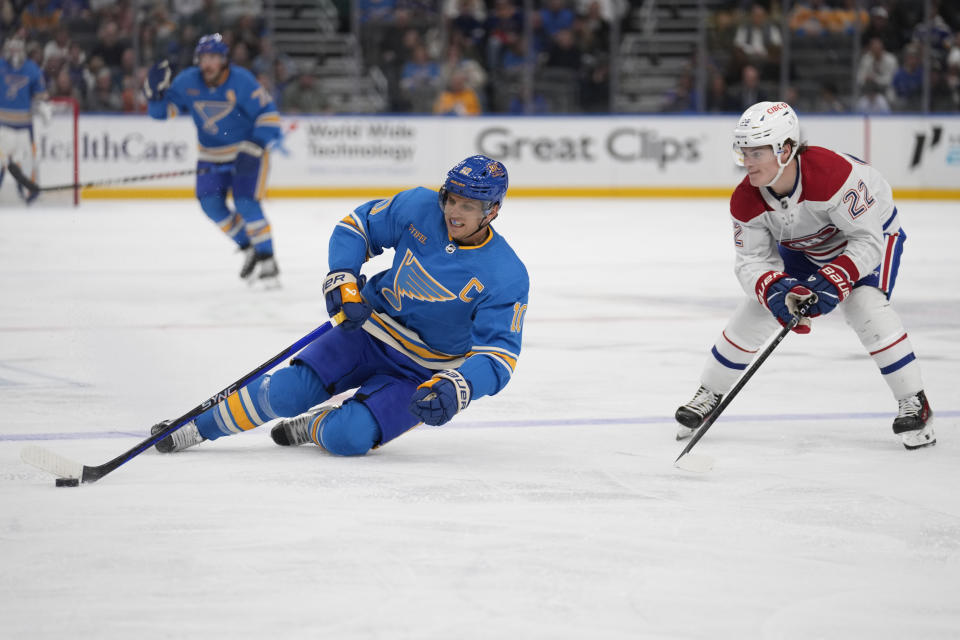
(330, 187, 529, 400)
(0, 58, 46, 129)
(147, 64, 281, 162)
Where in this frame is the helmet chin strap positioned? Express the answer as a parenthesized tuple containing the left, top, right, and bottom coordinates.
(763, 146, 797, 188)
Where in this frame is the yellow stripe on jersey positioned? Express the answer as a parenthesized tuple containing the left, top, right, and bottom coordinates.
(255, 150, 270, 199)
(365, 313, 466, 370)
(468, 348, 518, 373)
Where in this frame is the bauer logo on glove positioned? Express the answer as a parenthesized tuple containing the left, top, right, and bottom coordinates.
(409, 370, 472, 426)
(324, 270, 371, 331)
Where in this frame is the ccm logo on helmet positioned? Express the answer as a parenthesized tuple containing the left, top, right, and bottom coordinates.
(766, 103, 790, 114)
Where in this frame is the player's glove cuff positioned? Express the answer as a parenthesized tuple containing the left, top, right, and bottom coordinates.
(755, 270, 790, 310)
(430, 370, 472, 412)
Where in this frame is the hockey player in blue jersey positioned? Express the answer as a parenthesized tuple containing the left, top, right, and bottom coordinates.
(144, 33, 283, 284)
(151, 154, 529, 457)
(0, 37, 50, 203)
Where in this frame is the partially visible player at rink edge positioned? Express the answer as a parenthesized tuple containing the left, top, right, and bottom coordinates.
(0, 35, 51, 204)
(151, 155, 529, 457)
(675, 101, 934, 451)
(143, 33, 282, 285)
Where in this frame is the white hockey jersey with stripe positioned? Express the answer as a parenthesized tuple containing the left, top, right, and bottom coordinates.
(730, 146, 899, 295)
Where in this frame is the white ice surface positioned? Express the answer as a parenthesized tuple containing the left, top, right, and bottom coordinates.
(1, 198, 958, 639)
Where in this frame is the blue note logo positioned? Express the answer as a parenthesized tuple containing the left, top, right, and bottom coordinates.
(381, 249, 456, 311)
(194, 90, 236, 134)
(3, 74, 28, 100)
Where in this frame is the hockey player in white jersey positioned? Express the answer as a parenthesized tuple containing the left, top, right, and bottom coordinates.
(676, 101, 934, 450)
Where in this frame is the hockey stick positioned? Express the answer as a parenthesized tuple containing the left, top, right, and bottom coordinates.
(5, 159, 40, 198)
(21, 312, 345, 485)
(6, 161, 224, 194)
(674, 300, 813, 473)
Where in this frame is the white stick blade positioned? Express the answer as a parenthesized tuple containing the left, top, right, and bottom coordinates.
(675, 453, 714, 473)
(20, 445, 84, 479)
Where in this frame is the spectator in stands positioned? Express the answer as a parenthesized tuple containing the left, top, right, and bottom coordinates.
(945, 33, 960, 109)
(813, 80, 846, 113)
(91, 20, 127, 69)
(65, 41, 90, 102)
(358, 0, 396, 24)
(440, 41, 487, 99)
(728, 63, 768, 111)
(789, 0, 834, 38)
(892, 43, 923, 110)
(170, 24, 201, 71)
(42, 26, 69, 65)
(861, 6, 903, 53)
(485, 0, 524, 72)
(252, 37, 295, 80)
(911, 0, 955, 66)
(231, 40, 252, 69)
(544, 28, 582, 72)
(433, 69, 482, 115)
(49, 65, 83, 104)
(449, 0, 486, 59)
(579, 54, 609, 112)
(855, 79, 892, 113)
(21, 0, 62, 38)
(1, 1, 17, 35)
(185, 0, 224, 36)
(705, 72, 738, 112)
(86, 66, 122, 111)
(282, 72, 329, 113)
(115, 46, 136, 90)
(577, 0, 610, 59)
(832, 0, 868, 36)
(857, 37, 898, 102)
(234, 14, 263, 61)
(121, 71, 146, 113)
(400, 43, 442, 112)
(662, 71, 697, 113)
(540, 0, 575, 44)
(732, 3, 781, 81)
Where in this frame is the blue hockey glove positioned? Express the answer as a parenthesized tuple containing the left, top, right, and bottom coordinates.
(756, 270, 814, 334)
(324, 270, 371, 331)
(143, 60, 172, 101)
(409, 370, 472, 426)
(804, 263, 853, 317)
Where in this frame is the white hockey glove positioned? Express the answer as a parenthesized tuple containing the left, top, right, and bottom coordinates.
(34, 100, 53, 126)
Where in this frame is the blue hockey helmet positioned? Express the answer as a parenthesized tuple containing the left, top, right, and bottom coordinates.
(194, 33, 229, 64)
(439, 155, 508, 214)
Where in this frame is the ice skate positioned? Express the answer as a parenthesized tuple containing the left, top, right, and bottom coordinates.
(270, 407, 334, 447)
(257, 255, 280, 289)
(238, 245, 257, 279)
(893, 391, 935, 450)
(675, 385, 723, 440)
(151, 420, 205, 453)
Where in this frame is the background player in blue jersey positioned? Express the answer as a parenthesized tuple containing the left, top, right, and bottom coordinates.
(151, 154, 529, 457)
(144, 33, 283, 284)
(0, 36, 51, 204)
(675, 101, 934, 451)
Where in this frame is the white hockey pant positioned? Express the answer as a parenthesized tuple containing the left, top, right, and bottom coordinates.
(0, 126, 37, 179)
(700, 286, 923, 400)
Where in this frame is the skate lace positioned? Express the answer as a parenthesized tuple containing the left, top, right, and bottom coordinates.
(688, 386, 720, 413)
(897, 395, 922, 418)
(170, 422, 202, 449)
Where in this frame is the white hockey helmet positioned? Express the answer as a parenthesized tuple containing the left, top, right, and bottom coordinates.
(2, 38, 26, 69)
(733, 101, 801, 185)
